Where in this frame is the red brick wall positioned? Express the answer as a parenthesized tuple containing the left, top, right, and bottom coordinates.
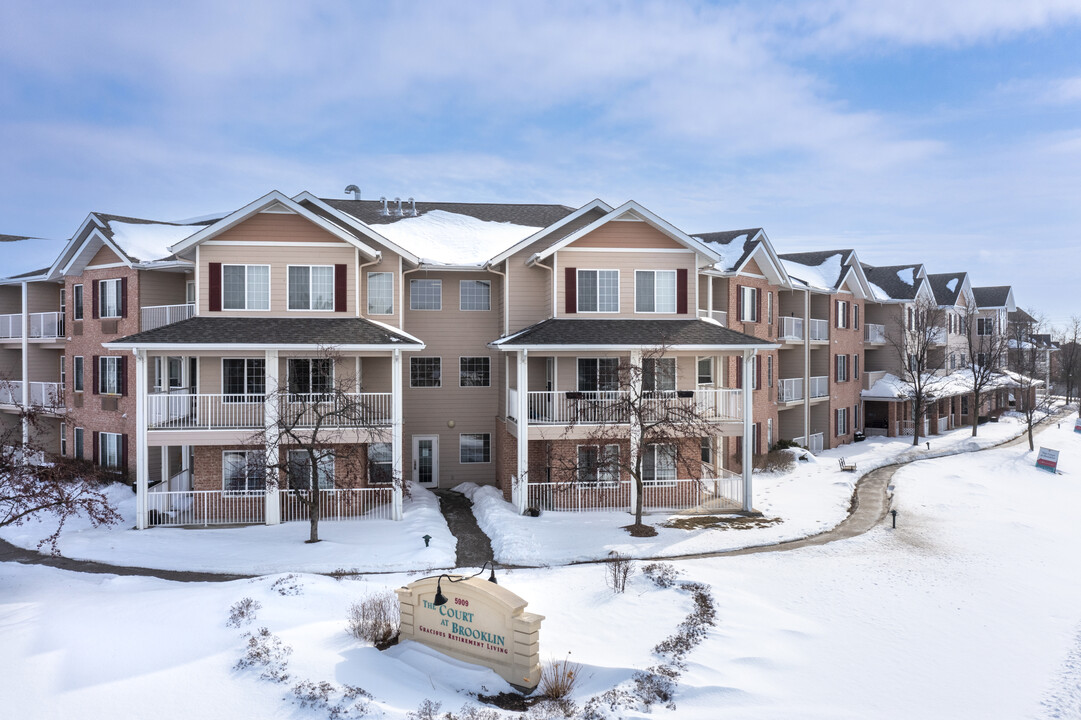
(829, 294, 864, 447)
(193, 443, 374, 492)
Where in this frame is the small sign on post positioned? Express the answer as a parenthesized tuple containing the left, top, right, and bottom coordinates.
(1036, 447, 1060, 473)
(1073, 418, 1081, 434)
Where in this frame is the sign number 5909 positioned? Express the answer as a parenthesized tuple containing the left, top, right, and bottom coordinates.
(455, 597, 469, 607)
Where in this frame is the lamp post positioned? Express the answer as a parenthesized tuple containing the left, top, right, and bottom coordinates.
(433, 561, 499, 606)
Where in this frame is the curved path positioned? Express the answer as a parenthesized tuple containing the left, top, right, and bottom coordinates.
(0, 410, 1072, 579)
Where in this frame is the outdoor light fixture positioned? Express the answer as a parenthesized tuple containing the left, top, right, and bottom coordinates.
(891, 509, 898, 528)
(431, 561, 501, 607)
(926, 442, 930, 450)
(422, 534, 432, 547)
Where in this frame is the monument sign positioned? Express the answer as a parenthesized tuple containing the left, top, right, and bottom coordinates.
(1036, 447, 1060, 473)
(396, 575, 544, 690)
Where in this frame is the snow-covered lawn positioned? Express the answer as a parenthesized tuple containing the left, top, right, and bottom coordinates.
(463, 413, 1051, 565)
(0, 482, 457, 575)
(1, 412, 1078, 718)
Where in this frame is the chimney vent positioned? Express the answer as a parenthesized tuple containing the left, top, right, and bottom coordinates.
(394, 197, 404, 217)
(379, 197, 389, 216)
(408, 197, 418, 216)
(344, 184, 361, 201)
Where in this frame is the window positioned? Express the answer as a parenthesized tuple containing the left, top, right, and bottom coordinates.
(222, 265, 270, 310)
(739, 286, 759, 322)
(223, 358, 265, 401)
(767, 418, 773, 449)
(835, 354, 848, 382)
(287, 358, 332, 396)
(460, 434, 491, 463)
(767, 292, 774, 325)
(287, 450, 334, 490)
(907, 307, 914, 331)
(697, 357, 713, 385)
(60, 422, 67, 456)
(853, 304, 860, 330)
(288, 265, 335, 311)
(854, 404, 860, 431)
(643, 357, 675, 393)
(642, 444, 676, 485)
(368, 272, 393, 315)
(168, 357, 184, 389)
(410, 279, 442, 310)
(836, 407, 849, 437)
(576, 270, 619, 313)
(73, 356, 83, 392)
(977, 318, 994, 336)
(635, 270, 676, 313)
(368, 443, 393, 483)
(767, 355, 773, 388)
(700, 437, 712, 464)
(577, 358, 619, 392)
(908, 353, 918, 373)
(410, 357, 441, 387)
(977, 352, 988, 367)
(59, 356, 65, 392)
(99, 432, 123, 470)
(99, 356, 122, 395)
(836, 300, 849, 329)
(223, 450, 265, 493)
(459, 357, 490, 387)
(73, 284, 84, 320)
(186, 281, 196, 305)
(99, 278, 122, 318)
(853, 354, 860, 380)
(950, 353, 957, 370)
(577, 444, 619, 485)
(74, 427, 84, 460)
(960, 353, 967, 367)
(460, 280, 491, 311)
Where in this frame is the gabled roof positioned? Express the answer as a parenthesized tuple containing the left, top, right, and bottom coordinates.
(692, 229, 763, 272)
(973, 285, 1015, 310)
(861, 263, 927, 302)
(488, 199, 613, 266)
(926, 272, 969, 307)
(778, 249, 859, 293)
(490, 318, 778, 351)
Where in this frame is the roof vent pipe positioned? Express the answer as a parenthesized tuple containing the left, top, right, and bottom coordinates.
(408, 197, 417, 216)
(380, 197, 389, 216)
(344, 184, 361, 201)
(394, 197, 403, 217)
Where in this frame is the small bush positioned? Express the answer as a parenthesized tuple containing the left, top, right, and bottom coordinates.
(753, 449, 796, 473)
(348, 590, 400, 647)
(540, 653, 581, 700)
(235, 627, 292, 683)
(328, 567, 361, 581)
(226, 597, 262, 628)
(407, 699, 441, 720)
(642, 562, 680, 588)
(291, 680, 373, 719)
(605, 551, 634, 594)
(272, 573, 303, 596)
(525, 698, 579, 719)
(770, 438, 802, 451)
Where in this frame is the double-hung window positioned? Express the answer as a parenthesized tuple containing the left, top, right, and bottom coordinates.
(286, 450, 335, 490)
(223, 265, 270, 310)
(853, 354, 860, 380)
(223, 450, 265, 493)
(73, 356, 84, 392)
(577, 444, 619, 485)
(836, 300, 849, 329)
(287, 358, 332, 397)
(459, 357, 490, 387)
(460, 434, 491, 464)
(739, 286, 759, 322)
(835, 354, 848, 382)
(99, 432, 123, 470)
(410, 279, 441, 310)
(99, 356, 122, 395)
(410, 357, 441, 387)
(977, 318, 994, 336)
(643, 358, 676, 393)
(99, 279, 122, 318)
(635, 270, 676, 313)
(368, 272, 393, 315)
(643, 444, 677, 486)
(577, 270, 619, 313)
(697, 357, 713, 385)
(577, 358, 619, 392)
(368, 443, 393, 483)
(73, 284, 84, 320)
(288, 266, 335, 311)
(74, 427, 84, 460)
(460, 280, 491, 311)
(223, 358, 265, 402)
(836, 407, 849, 437)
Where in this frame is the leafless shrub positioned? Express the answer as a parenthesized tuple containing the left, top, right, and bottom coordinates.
(540, 652, 582, 699)
(348, 590, 400, 647)
(642, 562, 680, 588)
(291, 680, 373, 719)
(605, 551, 634, 594)
(226, 597, 262, 628)
(329, 567, 361, 581)
(524, 698, 579, 719)
(235, 627, 292, 683)
(753, 449, 796, 473)
(407, 699, 442, 720)
(272, 573, 303, 596)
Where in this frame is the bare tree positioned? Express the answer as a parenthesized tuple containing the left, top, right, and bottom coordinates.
(887, 296, 947, 445)
(0, 378, 120, 552)
(245, 348, 395, 543)
(1008, 310, 1050, 451)
(551, 346, 726, 531)
(1053, 317, 1081, 405)
(962, 304, 1011, 437)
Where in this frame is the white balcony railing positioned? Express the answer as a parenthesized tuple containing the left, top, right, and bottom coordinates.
(147, 392, 393, 430)
(865, 323, 886, 343)
(525, 472, 742, 514)
(809, 319, 830, 341)
(280, 487, 395, 522)
(0, 313, 22, 339)
(793, 432, 824, 454)
(29, 312, 63, 339)
(507, 387, 519, 423)
(780, 316, 804, 340)
(929, 327, 947, 345)
(810, 375, 829, 398)
(147, 490, 266, 527)
(0, 381, 21, 405)
(697, 308, 728, 326)
(779, 377, 804, 402)
(141, 303, 195, 332)
(863, 370, 887, 391)
(29, 382, 63, 408)
(524, 388, 743, 425)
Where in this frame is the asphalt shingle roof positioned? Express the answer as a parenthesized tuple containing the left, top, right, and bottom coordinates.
(110, 316, 423, 347)
(927, 272, 966, 306)
(492, 318, 771, 348)
(973, 286, 1012, 308)
(861, 263, 923, 301)
(321, 199, 575, 230)
(778, 250, 853, 290)
(692, 229, 763, 272)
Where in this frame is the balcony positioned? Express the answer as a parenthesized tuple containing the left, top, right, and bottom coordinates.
(0, 312, 66, 340)
(780, 316, 804, 341)
(865, 323, 886, 344)
(0, 313, 19, 339)
(696, 308, 727, 326)
(141, 303, 195, 332)
(779, 377, 804, 402)
(863, 369, 888, 391)
(0, 381, 63, 409)
(0, 381, 20, 405)
(929, 327, 947, 345)
(792, 432, 824, 454)
(147, 392, 393, 430)
(510, 388, 743, 425)
(809, 375, 829, 398)
(809, 319, 829, 341)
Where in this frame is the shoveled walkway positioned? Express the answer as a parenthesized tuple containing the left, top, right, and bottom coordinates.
(433, 489, 495, 569)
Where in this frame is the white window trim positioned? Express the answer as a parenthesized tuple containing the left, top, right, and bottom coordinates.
(286, 264, 336, 312)
(696, 356, 714, 385)
(368, 442, 394, 484)
(458, 356, 491, 388)
(576, 269, 620, 314)
(634, 269, 678, 314)
(576, 356, 620, 392)
(99, 356, 122, 395)
(367, 272, 394, 315)
(575, 443, 620, 485)
(739, 286, 759, 323)
(60, 422, 67, 456)
(409, 278, 442, 311)
(837, 300, 849, 329)
(73, 355, 84, 392)
(459, 279, 492, 312)
(222, 449, 266, 494)
(74, 427, 85, 460)
(287, 449, 335, 490)
(459, 433, 492, 464)
(99, 431, 123, 470)
(73, 284, 84, 320)
(286, 357, 335, 395)
(221, 264, 272, 311)
(409, 356, 442, 388)
(99, 278, 122, 319)
(642, 443, 677, 486)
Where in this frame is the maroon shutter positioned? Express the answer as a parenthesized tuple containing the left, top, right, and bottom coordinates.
(755, 422, 762, 455)
(735, 358, 742, 389)
(119, 356, 128, 396)
(91, 281, 99, 319)
(756, 288, 762, 323)
(121, 434, 129, 471)
(756, 355, 762, 390)
(736, 285, 743, 321)
(92, 431, 99, 464)
(565, 267, 577, 314)
(92, 355, 99, 395)
(676, 268, 688, 314)
(854, 304, 859, 330)
(208, 263, 222, 312)
(120, 277, 128, 318)
(334, 264, 347, 312)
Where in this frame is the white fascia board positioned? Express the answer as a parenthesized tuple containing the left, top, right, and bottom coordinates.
(490, 342, 781, 352)
(169, 190, 379, 259)
(1005, 288, 1017, 312)
(733, 238, 791, 288)
(133, 260, 195, 271)
(104, 341, 426, 352)
(487, 198, 613, 266)
(46, 213, 109, 278)
(837, 266, 869, 299)
(291, 191, 413, 264)
(914, 278, 936, 303)
(61, 229, 134, 276)
(529, 200, 722, 265)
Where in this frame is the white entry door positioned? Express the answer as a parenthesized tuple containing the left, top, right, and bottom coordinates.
(412, 435, 439, 487)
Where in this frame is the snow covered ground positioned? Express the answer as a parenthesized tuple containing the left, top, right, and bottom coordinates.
(463, 413, 1050, 565)
(1, 412, 1078, 718)
(0, 482, 457, 575)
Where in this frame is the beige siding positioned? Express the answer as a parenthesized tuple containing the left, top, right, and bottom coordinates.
(26, 282, 61, 313)
(138, 270, 189, 308)
(506, 254, 551, 332)
(554, 248, 696, 319)
(89, 245, 122, 266)
(0, 286, 20, 315)
(566, 221, 684, 249)
(360, 250, 402, 329)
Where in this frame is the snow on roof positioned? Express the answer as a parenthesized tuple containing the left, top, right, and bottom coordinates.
(781, 254, 842, 292)
(371, 210, 541, 266)
(946, 277, 959, 293)
(868, 281, 891, 302)
(896, 269, 914, 286)
(862, 369, 1031, 401)
(106, 221, 199, 262)
(0, 236, 68, 278)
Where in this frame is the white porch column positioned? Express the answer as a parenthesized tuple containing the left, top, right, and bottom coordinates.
(628, 348, 643, 516)
(742, 349, 755, 512)
(707, 277, 713, 318)
(20, 282, 29, 445)
(515, 349, 529, 513)
(264, 349, 281, 525)
(391, 348, 404, 520)
(803, 288, 811, 444)
(135, 349, 149, 529)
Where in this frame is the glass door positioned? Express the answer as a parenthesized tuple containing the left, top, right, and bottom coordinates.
(412, 435, 439, 487)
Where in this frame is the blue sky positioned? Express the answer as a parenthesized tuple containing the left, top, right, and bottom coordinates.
(1, 1, 1079, 326)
